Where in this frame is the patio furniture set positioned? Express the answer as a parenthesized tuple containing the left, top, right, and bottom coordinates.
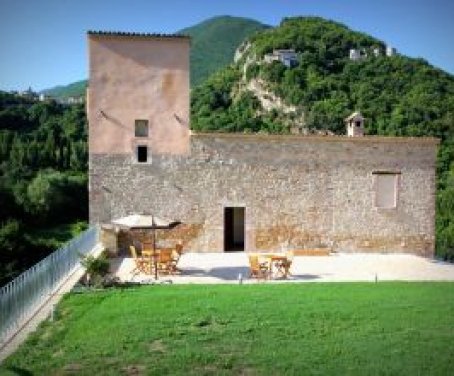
(248, 252, 294, 280)
(129, 242, 183, 279)
(129, 238, 293, 281)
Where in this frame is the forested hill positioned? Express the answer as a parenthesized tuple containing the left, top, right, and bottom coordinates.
(192, 16, 454, 138)
(42, 15, 268, 98)
(179, 15, 269, 86)
(41, 80, 87, 99)
(191, 16, 454, 260)
(0, 93, 88, 285)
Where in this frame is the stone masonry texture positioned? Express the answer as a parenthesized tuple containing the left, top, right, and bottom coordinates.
(90, 133, 438, 256)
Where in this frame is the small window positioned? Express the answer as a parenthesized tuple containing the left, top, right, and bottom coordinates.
(355, 120, 361, 127)
(374, 172, 399, 209)
(137, 145, 148, 163)
(135, 119, 149, 137)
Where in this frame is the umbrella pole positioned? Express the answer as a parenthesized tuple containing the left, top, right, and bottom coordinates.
(153, 229, 158, 280)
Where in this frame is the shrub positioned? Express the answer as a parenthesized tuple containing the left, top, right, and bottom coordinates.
(80, 252, 109, 287)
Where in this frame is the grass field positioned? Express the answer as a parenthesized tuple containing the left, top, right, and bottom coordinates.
(1, 283, 454, 375)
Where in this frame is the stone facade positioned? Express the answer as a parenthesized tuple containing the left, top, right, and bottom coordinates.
(88, 32, 438, 256)
(90, 134, 438, 256)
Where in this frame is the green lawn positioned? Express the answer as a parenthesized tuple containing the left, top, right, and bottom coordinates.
(1, 283, 454, 375)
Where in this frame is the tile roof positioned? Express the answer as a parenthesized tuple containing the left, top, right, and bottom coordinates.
(191, 132, 440, 145)
(344, 111, 363, 121)
(87, 30, 190, 39)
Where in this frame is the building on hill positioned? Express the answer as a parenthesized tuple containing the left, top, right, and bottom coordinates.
(39, 93, 52, 102)
(18, 87, 38, 100)
(386, 45, 397, 56)
(66, 96, 84, 104)
(264, 49, 298, 67)
(349, 49, 362, 61)
(372, 47, 381, 57)
(88, 31, 439, 257)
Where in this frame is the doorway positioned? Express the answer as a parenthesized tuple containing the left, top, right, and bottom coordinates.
(224, 207, 245, 252)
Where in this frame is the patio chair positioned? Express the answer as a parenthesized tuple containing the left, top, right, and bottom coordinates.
(129, 245, 152, 275)
(170, 243, 183, 274)
(157, 249, 174, 275)
(142, 241, 153, 253)
(248, 255, 270, 280)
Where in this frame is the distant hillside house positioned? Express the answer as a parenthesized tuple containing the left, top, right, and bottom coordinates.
(39, 93, 51, 102)
(349, 48, 362, 61)
(65, 96, 84, 105)
(19, 87, 38, 100)
(88, 31, 438, 257)
(264, 49, 298, 67)
(386, 45, 397, 56)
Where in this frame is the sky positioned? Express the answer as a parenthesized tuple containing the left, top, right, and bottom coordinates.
(0, 0, 453, 92)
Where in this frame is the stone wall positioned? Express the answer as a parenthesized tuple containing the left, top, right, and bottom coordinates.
(89, 134, 438, 256)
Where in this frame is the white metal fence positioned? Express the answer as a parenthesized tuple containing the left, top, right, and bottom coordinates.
(0, 226, 99, 346)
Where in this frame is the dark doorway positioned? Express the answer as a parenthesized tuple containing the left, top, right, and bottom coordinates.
(224, 207, 245, 252)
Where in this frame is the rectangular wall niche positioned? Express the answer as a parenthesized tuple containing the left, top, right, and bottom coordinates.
(373, 171, 400, 208)
(135, 119, 149, 137)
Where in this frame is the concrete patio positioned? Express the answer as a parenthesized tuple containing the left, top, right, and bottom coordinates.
(109, 252, 454, 284)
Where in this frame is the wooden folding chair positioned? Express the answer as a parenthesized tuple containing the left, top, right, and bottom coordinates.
(248, 255, 270, 280)
(129, 245, 152, 275)
(157, 249, 174, 275)
(170, 243, 183, 274)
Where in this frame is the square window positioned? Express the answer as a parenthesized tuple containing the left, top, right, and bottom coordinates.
(135, 119, 149, 137)
(374, 172, 399, 208)
(137, 145, 148, 163)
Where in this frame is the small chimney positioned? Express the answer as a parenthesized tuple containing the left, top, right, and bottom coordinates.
(345, 111, 365, 137)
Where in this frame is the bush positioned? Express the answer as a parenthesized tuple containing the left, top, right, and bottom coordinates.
(80, 252, 110, 287)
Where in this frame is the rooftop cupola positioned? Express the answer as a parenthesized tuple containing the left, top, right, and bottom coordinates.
(345, 111, 365, 137)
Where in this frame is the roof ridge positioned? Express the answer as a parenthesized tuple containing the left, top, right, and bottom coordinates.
(87, 30, 190, 39)
(191, 132, 440, 144)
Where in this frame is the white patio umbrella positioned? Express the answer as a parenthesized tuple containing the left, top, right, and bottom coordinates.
(112, 214, 180, 230)
(112, 214, 180, 279)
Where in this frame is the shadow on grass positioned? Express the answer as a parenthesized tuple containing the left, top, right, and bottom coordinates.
(4, 366, 33, 376)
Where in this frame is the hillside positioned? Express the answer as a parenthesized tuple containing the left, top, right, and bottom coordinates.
(190, 16, 454, 259)
(41, 79, 86, 99)
(179, 15, 269, 86)
(192, 16, 454, 137)
(42, 15, 268, 98)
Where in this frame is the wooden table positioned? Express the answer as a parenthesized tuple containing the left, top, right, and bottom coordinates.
(142, 249, 159, 279)
(142, 248, 174, 278)
(262, 255, 290, 279)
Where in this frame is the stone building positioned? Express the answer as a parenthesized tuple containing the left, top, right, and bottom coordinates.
(386, 45, 397, 57)
(264, 49, 298, 67)
(88, 31, 439, 256)
(349, 49, 362, 61)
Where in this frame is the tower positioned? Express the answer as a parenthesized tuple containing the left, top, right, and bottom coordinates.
(87, 31, 190, 223)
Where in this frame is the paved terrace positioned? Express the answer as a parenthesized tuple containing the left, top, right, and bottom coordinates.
(110, 253, 454, 284)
